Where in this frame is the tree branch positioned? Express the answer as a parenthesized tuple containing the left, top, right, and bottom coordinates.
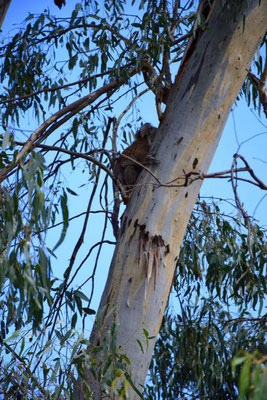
(0, 67, 138, 184)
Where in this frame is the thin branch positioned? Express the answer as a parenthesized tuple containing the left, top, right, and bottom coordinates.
(111, 89, 150, 236)
(48, 120, 113, 336)
(223, 316, 267, 326)
(234, 153, 267, 189)
(34, 210, 109, 236)
(112, 88, 149, 141)
(34, 21, 132, 47)
(14, 141, 114, 180)
(0, 66, 138, 184)
(0, 70, 115, 106)
(82, 179, 110, 330)
(165, 161, 267, 191)
(0, 335, 46, 396)
(31, 120, 114, 374)
(67, 240, 116, 297)
(172, 31, 192, 46)
(117, 152, 162, 185)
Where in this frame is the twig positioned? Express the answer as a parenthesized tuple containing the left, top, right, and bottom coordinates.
(0, 66, 138, 184)
(14, 141, 114, 179)
(0, 69, 115, 106)
(117, 152, 162, 185)
(0, 335, 46, 396)
(34, 21, 132, 47)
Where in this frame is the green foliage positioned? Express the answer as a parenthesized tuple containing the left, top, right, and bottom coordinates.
(0, 0, 195, 336)
(232, 351, 267, 400)
(0, 151, 53, 333)
(0, 308, 141, 399)
(0, 0, 195, 124)
(73, 310, 143, 399)
(144, 201, 267, 400)
(0, 197, 265, 398)
(178, 201, 266, 309)
(0, 0, 266, 399)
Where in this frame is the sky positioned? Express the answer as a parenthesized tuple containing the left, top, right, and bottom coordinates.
(2, 0, 266, 223)
(1, 0, 267, 331)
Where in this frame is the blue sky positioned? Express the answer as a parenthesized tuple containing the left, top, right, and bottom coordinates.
(1, 0, 267, 327)
(2, 0, 266, 225)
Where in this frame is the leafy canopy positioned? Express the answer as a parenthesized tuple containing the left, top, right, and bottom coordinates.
(0, 0, 266, 399)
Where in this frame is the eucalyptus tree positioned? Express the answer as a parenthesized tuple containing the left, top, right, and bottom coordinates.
(0, 0, 11, 28)
(0, 0, 266, 399)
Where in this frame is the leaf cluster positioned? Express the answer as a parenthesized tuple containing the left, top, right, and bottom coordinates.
(145, 200, 267, 400)
(0, 1, 266, 399)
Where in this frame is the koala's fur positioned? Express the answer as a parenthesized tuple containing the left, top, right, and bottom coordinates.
(113, 123, 157, 204)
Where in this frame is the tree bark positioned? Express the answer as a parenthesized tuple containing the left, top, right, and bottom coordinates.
(0, 0, 11, 29)
(75, 0, 267, 398)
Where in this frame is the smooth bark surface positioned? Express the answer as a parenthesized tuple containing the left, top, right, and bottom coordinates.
(75, 0, 267, 398)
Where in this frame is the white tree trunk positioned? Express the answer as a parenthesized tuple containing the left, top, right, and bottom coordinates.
(75, 0, 267, 398)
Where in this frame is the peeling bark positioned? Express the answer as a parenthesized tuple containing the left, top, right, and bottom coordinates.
(127, 223, 169, 306)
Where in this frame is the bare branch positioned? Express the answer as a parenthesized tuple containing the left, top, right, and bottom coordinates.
(0, 67, 138, 184)
(0, 336, 46, 396)
(35, 21, 132, 47)
(14, 141, 114, 180)
(0, 68, 122, 106)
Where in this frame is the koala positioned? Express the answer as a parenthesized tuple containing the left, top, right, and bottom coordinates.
(113, 123, 157, 204)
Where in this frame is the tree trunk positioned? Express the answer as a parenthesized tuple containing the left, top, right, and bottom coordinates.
(0, 0, 11, 29)
(75, 0, 267, 398)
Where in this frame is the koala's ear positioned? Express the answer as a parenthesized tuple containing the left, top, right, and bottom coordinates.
(138, 123, 158, 140)
(139, 123, 152, 138)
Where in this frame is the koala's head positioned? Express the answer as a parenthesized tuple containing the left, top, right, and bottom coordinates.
(136, 123, 157, 145)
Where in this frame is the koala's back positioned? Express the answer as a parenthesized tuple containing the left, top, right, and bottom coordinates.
(113, 123, 157, 203)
